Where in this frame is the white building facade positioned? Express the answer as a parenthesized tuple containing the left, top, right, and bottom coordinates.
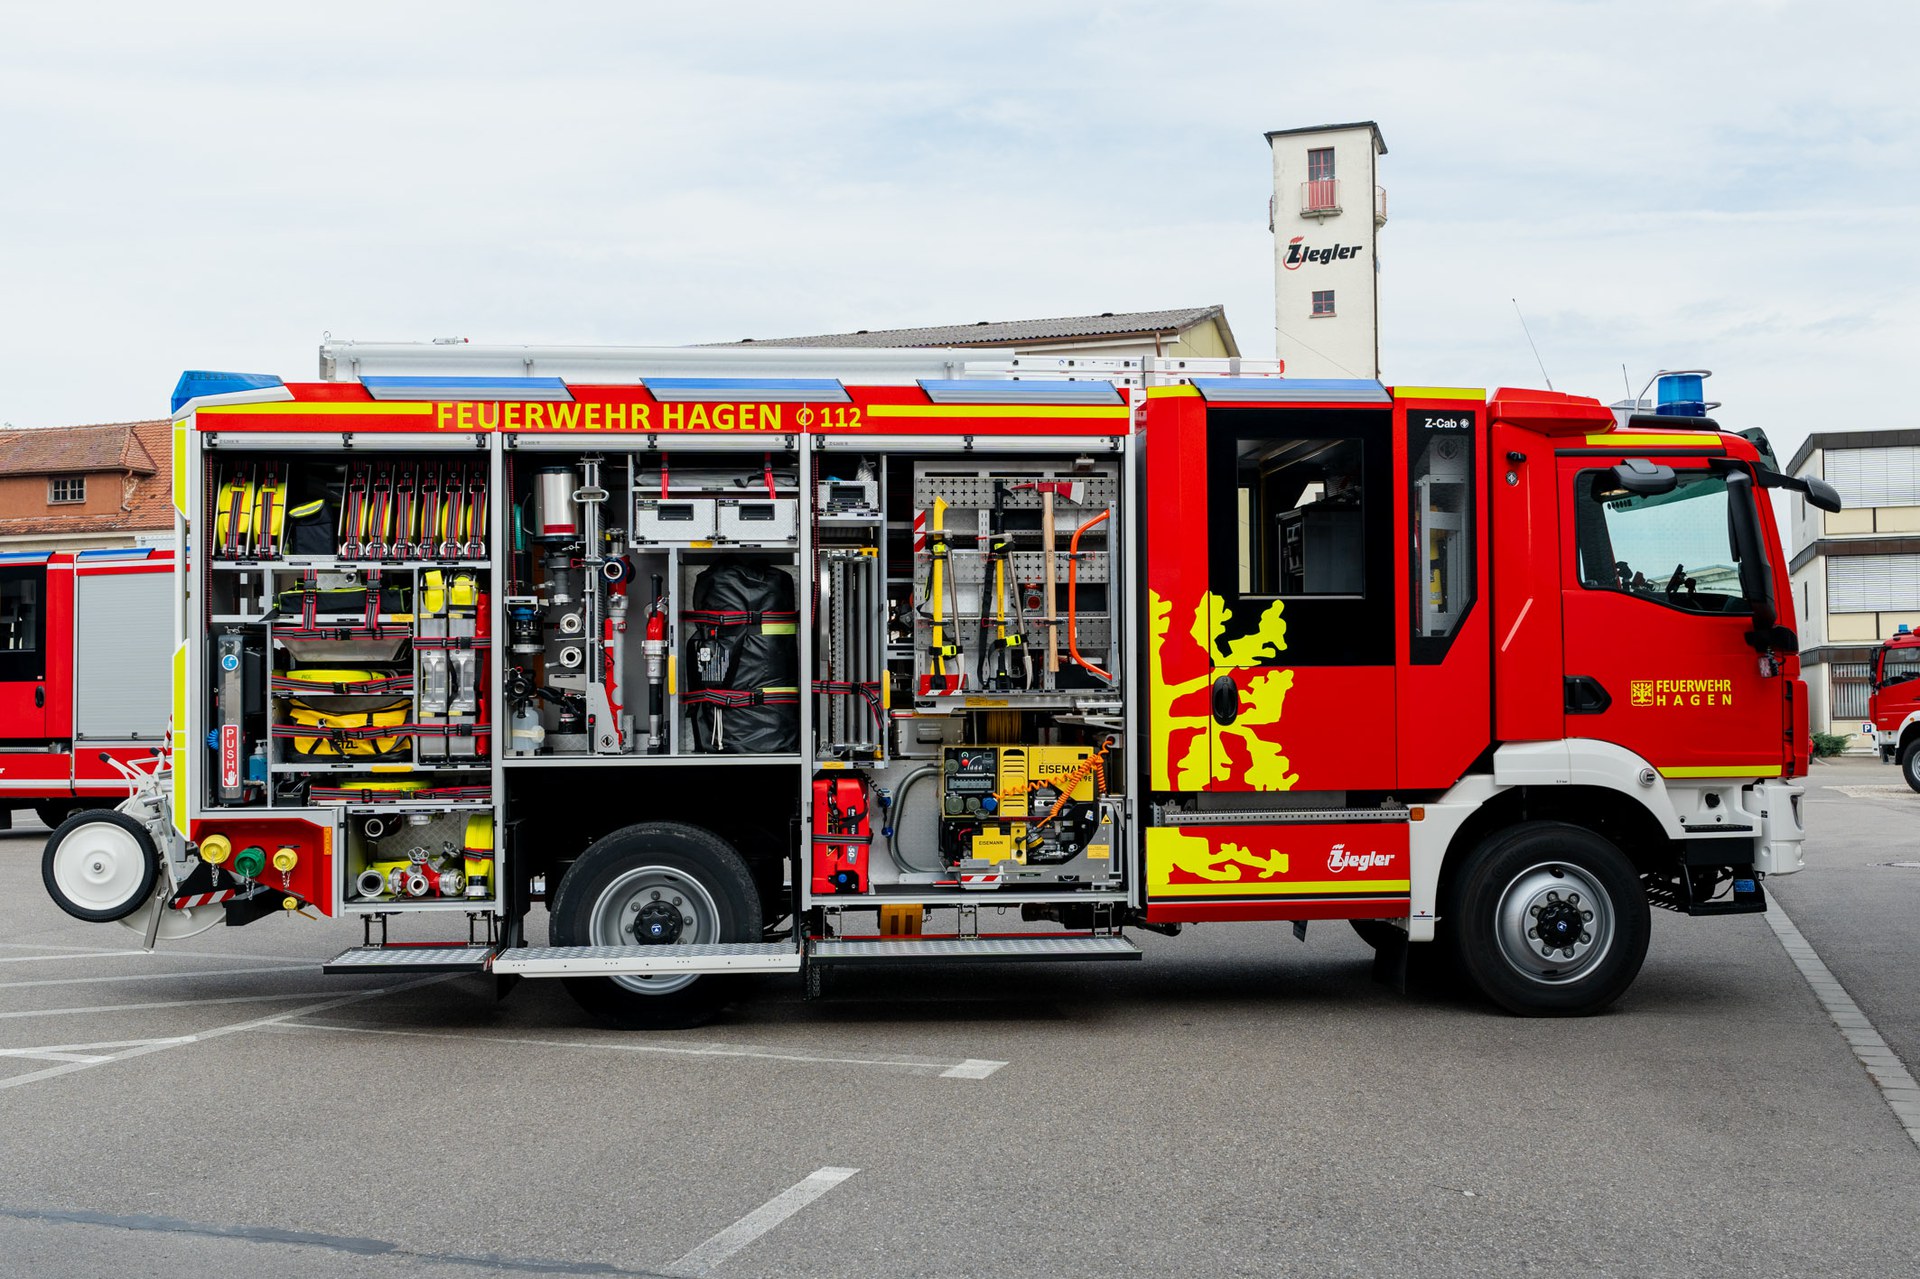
(1787, 428, 1920, 740)
(1266, 122, 1387, 380)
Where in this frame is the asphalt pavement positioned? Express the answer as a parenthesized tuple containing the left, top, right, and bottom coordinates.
(0, 762, 1913, 1279)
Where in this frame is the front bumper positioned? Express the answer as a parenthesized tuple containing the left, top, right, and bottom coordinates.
(1752, 779, 1806, 875)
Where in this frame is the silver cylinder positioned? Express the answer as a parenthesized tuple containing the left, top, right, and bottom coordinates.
(356, 869, 387, 898)
(533, 467, 578, 542)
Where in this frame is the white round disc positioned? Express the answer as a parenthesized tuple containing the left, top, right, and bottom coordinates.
(50, 821, 149, 916)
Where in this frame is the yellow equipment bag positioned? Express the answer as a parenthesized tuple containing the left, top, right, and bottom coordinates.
(282, 699, 413, 758)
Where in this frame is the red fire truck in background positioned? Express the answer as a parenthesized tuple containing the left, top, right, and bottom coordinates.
(38, 344, 1842, 1024)
(1864, 623, 1920, 790)
(0, 547, 174, 827)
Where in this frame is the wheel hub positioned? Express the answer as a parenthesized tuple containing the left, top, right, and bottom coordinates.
(1494, 863, 1614, 984)
(633, 898, 685, 945)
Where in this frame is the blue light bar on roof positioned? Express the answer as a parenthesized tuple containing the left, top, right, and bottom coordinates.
(918, 380, 1123, 406)
(171, 371, 285, 413)
(361, 376, 573, 402)
(0, 552, 52, 565)
(75, 547, 155, 560)
(643, 378, 850, 404)
(1188, 377, 1390, 404)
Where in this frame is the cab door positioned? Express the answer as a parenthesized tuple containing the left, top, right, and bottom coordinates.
(1559, 456, 1782, 776)
(1198, 398, 1398, 793)
(0, 561, 50, 740)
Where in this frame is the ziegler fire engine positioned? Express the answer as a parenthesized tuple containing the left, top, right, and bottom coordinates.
(1864, 623, 1920, 790)
(0, 547, 173, 830)
(38, 343, 1842, 1024)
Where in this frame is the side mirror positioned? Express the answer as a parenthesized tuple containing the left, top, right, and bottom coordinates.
(1723, 470, 1783, 650)
(1609, 459, 1678, 496)
(1803, 476, 1842, 513)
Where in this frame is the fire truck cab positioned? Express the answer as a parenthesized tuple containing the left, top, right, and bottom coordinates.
(42, 346, 1834, 1024)
(1864, 623, 1920, 790)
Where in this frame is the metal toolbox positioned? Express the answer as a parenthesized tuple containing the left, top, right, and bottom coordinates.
(631, 498, 718, 544)
(715, 498, 797, 544)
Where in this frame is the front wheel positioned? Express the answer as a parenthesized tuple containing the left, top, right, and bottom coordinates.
(549, 822, 762, 1030)
(1900, 740, 1920, 794)
(1447, 821, 1649, 1016)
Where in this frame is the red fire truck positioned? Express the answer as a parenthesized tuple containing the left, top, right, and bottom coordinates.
(38, 344, 1840, 1023)
(0, 547, 174, 828)
(1864, 623, 1920, 790)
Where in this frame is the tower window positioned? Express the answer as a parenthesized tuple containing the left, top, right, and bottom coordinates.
(1311, 290, 1336, 317)
(1307, 148, 1335, 182)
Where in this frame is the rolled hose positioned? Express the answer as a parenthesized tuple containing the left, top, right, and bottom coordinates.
(886, 765, 943, 875)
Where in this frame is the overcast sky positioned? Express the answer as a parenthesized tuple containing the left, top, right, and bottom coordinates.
(2, 1, 1913, 466)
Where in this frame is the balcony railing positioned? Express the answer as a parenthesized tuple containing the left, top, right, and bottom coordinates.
(1301, 179, 1340, 216)
(1374, 184, 1388, 227)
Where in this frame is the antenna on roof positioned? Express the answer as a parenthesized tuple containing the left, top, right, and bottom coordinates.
(1512, 299, 1553, 391)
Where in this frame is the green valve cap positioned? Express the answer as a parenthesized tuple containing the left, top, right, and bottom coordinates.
(233, 846, 267, 878)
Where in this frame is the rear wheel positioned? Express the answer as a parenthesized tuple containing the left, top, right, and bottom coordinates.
(549, 822, 761, 1030)
(34, 801, 82, 829)
(1900, 739, 1920, 794)
(1447, 821, 1649, 1016)
(43, 809, 159, 923)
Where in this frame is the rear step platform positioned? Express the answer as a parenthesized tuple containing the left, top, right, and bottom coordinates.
(810, 936, 1141, 964)
(323, 945, 496, 974)
(490, 942, 802, 977)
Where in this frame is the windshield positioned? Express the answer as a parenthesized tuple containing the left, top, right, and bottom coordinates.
(1574, 471, 1750, 615)
(1879, 645, 1920, 688)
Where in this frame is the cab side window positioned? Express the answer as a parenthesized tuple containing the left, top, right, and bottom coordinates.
(0, 567, 45, 682)
(1408, 410, 1477, 662)
(1206, 410, 1392, 665)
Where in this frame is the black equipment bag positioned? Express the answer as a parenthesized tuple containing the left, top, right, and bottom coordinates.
(686, 558, 798, 754)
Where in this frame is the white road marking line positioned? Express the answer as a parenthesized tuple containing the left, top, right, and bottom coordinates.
(0, 992, 341, 1021)
(1766, 900, 1920, 1150)
(666, 1167, 859, 1277)
(0, 951, 147, 965)
(0, 1037, 193, 1063)
(941, 1058, 1009, 1079)
(0, 975, 452, 1093)
(0, 965, 319, 991)
(0, 942, 316, 964)
(269, 1020, 1008, 1080)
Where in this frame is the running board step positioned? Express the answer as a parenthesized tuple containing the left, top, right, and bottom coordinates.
(490, 942, 802, 977)
(324, 945, 495, 974)
(810, 936, 1141, 964)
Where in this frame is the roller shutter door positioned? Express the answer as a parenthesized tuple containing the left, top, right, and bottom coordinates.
(74, 571, 171, 741)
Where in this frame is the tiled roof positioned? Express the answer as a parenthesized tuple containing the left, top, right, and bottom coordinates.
(0, 420, 173, 535)
(705, 305, 1230, 350)
(0, 422, 159, 477)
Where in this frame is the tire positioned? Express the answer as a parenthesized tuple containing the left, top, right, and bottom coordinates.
(1349, 918, 1403, 950)
(1446, 821, 1650, 1017)
(1900, 740, 1920, 794)
(549, 821, 761, 1030)
(34, 801, 82, 830)
(43, 809, 160, 923)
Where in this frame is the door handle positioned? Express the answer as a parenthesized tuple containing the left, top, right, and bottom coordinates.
(33, 686, 43, 708)
(1211, 675, 1240, 726)
(1564, 675, 1611, 714)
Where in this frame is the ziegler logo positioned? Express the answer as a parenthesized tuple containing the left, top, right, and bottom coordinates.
(1328, 843, 1393, 873)
(1284, 237, 1364, 270)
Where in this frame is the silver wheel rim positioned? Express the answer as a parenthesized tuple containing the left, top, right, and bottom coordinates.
(587, 864, 720, 996)
(51, 822, 148, 916)
(1492, 860, 1615, 985)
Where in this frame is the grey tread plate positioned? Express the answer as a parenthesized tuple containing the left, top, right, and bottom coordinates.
(323, 946, 494, 974)
(491, 941, 802, 976)
(810, 935, 1141, 963)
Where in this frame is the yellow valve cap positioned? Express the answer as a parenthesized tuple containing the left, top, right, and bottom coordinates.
(282, 896, 300, 911)
(271, 846, 299, 872)
(199, 833, 232, 865)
